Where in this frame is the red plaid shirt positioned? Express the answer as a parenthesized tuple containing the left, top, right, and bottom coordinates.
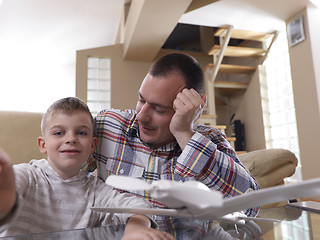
(85, 109, 259, 234)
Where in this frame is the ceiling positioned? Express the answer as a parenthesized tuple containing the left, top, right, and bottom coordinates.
(0, 0, 311, 60)
(0, 0, 312, 64)
(0, 0, 313, 112)
(121, 0, 312, 61)
(180, 0, 310, 32)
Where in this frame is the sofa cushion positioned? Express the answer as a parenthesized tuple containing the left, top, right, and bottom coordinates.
(239, 148, 298, 188)
(0, 111, 45, 164)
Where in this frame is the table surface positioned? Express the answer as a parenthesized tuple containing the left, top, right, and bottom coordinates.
(1, 202, 320, 240)
(258, 201, 320, 240)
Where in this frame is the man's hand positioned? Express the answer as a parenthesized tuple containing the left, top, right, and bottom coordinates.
(122, 215, 175, 240)
(170, 89, 206, 150)
(0, 148, 16, 221)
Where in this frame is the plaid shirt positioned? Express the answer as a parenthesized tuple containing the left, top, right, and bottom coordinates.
(86, 109, 259, 234)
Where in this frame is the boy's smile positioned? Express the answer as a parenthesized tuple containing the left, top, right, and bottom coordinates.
(60, 148, 81, 155)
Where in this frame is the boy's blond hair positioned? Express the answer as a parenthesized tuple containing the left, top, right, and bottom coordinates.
(41, 97, 94, 136)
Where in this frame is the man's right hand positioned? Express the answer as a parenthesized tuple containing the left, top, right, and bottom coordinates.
(0, 148, 16, 220)
(169, 89, 206, 150)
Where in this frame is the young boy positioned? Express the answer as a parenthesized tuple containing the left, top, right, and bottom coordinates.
(0, 97, 174, 239)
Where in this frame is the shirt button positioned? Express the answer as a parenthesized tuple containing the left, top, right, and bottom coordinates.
(119, 168, 124, 174)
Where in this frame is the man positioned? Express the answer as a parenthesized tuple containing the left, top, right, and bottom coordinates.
(87, 53, 259, 234)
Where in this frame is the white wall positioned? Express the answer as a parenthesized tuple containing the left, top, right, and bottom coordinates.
(234, 69, 266, 151)
(76, 44, 151, 110)
(0, 0, 123, 113)
(288, 7, 320, 180)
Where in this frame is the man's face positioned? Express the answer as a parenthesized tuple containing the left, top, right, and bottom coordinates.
(136, 72, 185, 148)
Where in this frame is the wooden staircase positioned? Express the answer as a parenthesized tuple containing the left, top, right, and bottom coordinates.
(198, 26, 277, 151)
(159, 24, 277, 152)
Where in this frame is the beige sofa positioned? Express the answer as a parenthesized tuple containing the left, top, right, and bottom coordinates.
(0, 111, 45, 164)
(0, 111, 298, 187)
(239, 148, 298, 189)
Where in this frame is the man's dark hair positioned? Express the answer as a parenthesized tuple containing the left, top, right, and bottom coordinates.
(149, 53, 204, 95)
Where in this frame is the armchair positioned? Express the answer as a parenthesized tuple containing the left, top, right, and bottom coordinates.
(238, 148, 298, 189)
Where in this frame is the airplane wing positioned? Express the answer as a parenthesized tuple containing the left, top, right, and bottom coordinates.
(91, 206, 280, 223)
(93, 175, 320, 221)
(205, 177, 320, 218)
(91, 207, 183, 217)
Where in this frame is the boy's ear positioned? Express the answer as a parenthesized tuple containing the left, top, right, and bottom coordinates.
(37, 137, 47, 154)
(91, 137, 97, 154)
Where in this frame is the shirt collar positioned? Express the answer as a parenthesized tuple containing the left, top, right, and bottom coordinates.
(30, 159, 87, 183)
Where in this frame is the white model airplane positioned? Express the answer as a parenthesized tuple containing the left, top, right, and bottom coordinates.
(92, 175, 320, 223)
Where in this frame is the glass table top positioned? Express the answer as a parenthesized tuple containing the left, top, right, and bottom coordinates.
(1, 201, 320, 240)
(257, 201, 320, 240)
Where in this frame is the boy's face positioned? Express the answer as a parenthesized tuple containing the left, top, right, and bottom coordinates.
(38, 112, 97, 179)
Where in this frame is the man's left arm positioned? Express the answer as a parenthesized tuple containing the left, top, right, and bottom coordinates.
(170, 89, 259, 217)
(175, 129, 260, 217)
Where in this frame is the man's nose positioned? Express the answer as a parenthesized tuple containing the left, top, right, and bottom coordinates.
(137, 103, 151, 123)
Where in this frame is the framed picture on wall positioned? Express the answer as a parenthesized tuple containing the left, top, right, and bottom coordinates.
(287, 15, 305, 47)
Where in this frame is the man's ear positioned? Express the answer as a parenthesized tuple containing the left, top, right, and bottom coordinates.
(201, 94, 207, 108)
(37, 137, 47, 154)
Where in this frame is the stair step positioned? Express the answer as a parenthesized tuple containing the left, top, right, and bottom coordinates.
(214, 81, 248, 95)
(197, 115, 217, 128)
(208, 45, 265, 57)
(199, 114, 217, 120)
(199, 114, 217, 119)
(214, 81, 248, 89)
(226, 136, 236, 141)
(202, 124, 227, 134)
(204, 63, 256, 74)
(236, 151, 248, 155)
(226, 137, 236, 149)
(214, 28, 273, 42)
